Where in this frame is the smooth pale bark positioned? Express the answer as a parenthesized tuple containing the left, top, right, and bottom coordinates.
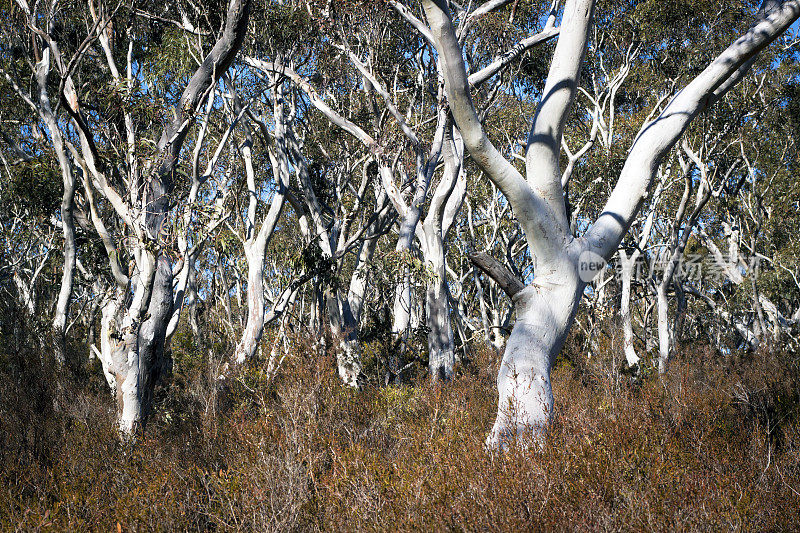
(423, 0, 589, 446)
(421, 122, 466, 380)
(384, 3, 559, 368)
(423, 226, 457, 380)
(491, 307, 511, 352)
(487, 251, 584, 447)
(422, 200, 464, 379)
(585, 1, 800, 259)
(424, 1, 574, 261)
(620, 171, 665, 368)
(237, 242, 268, 363)
(98, 252, 173, 435)
(424, 0, 800, 447)
(618, 250, 639, 368)
(655, 147, 722, 371)
(186, 267, 200, 339)
(50, 135, 76, 363)
(93, 0, 251, 436)
(423, 0, 592, 447)
(233, 79, 289, 364)
(29, 48, 76, 364)
(656, 284, 672, 374)
(326, 290, 361, 387)
(390, 114, 446, 341)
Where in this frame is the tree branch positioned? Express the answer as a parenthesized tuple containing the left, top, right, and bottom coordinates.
(585, 0, 800, 261)
(469, 251, 524, 298)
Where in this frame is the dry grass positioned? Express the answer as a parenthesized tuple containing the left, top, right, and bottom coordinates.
(1, 330, 799, 531)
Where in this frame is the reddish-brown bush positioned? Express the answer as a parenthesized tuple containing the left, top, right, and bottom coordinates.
(1, 334, 798, 531)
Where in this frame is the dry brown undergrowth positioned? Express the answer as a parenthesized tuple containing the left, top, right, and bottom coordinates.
(1, 332, 798, 531)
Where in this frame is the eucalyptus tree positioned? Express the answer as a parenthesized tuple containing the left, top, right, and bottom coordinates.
(1, 0, 251, 435)
(0, 1, 83, 362)
(421, 0, 800, 447)
(0, 109, 60, 324)
(244, 30, 399, 383)
(387, 0, 565, 379)
(263, 0, 561, 380)
(226, 67, 290, 365)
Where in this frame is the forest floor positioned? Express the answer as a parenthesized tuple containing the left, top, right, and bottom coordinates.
(1, 332, 799, 531)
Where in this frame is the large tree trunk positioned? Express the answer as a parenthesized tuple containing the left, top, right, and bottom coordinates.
(423, 230, 455, 380)
(486, 263, 583, 449)
(326, 289, 361, 387)
(98, 253, 173, 436)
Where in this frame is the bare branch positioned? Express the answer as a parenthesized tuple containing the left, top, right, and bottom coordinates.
(469, 251, 525, 298)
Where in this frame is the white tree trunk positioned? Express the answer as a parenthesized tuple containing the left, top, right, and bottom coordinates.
(235, 243, 266, 364)
(619, 250, 640, 367)
(423, 232, 455, 380)
(97, 252, 173, 436)
(656, 283, 671, 373)
(186, 267, 200, 339)
(491, 308, 508, 352)
(326, 290, 361, 387)
(486, 260, 583, 448)
(423, 0, 800, 448)
(232, 76, 288, 364)
(33, 48, 76, 365)
(421, 120, 464, 380)
(51, 155, 76, 364)
(392, 218, 419, 339)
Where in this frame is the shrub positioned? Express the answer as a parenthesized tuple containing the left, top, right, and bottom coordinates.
(0, 333, 798, 531)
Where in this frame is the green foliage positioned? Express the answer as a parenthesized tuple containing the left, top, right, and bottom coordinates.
(141, 26, 197, 98)
(252, 2, 315, 54)
(292, 239, 338, 289)
(1, 157, 62, 219)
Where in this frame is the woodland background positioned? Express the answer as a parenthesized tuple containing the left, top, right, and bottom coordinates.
(1, 0, 799, 529)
